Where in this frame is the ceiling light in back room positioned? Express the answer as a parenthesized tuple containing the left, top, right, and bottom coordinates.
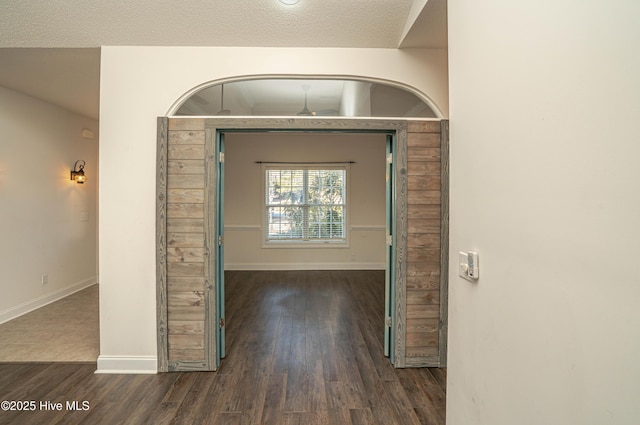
(279, 0, 301, 5)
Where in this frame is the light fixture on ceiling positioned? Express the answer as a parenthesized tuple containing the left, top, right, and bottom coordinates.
(279, 0, 300, 5)
(70, 160, 86, 184)
(217, 84, 231, 115)
(297, 85, 314, 116)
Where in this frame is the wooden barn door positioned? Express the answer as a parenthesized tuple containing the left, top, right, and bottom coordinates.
(156, 117, 220, 372)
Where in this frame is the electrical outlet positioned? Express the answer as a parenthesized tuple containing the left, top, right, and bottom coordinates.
(350, 255, 356, 262)
(41, 274, 48, 285)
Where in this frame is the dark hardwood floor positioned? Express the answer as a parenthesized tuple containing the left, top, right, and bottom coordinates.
(0, 270, 446, 424)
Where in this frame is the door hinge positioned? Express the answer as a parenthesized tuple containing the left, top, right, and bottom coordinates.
(385, 316, 392, 327)
(386, 235, 392, 246)
(219, 152, 225, 163)
(219, 318, 225, 328)
(218, 235, 224, 246)
(386, 153, 393, 164)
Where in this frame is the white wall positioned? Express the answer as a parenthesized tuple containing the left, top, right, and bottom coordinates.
(98, 46, 447, 372)
(448, 1, 640, 424)
(0, 86, 98, 323)
(224, 132, 386, 270)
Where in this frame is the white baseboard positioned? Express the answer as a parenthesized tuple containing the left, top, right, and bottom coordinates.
(0, 276, 97, 325)
(224, 262, 385, 271)
(96, 355, 157, 374)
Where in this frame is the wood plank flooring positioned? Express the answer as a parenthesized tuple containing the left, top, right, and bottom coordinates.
(0, 270, 445, 425)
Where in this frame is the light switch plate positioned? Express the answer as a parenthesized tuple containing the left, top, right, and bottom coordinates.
(459, 251, 479, 282)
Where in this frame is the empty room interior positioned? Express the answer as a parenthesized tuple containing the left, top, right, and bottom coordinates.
(1, 1, 640, 424)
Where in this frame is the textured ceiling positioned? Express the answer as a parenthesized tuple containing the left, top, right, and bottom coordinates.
(0, 0, 447, 119)
(0, 0, 416, 48)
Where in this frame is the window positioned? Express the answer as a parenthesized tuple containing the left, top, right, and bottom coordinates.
(264, 166, 347, 245)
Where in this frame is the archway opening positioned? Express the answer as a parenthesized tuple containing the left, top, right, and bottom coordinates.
(172, 77, 439, 118)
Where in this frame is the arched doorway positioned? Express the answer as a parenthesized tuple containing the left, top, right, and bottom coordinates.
(156, 77, 448, 372)
(169, 76, 443, 119)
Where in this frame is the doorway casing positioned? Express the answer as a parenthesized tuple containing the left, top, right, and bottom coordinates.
(156, 117, 448, 371)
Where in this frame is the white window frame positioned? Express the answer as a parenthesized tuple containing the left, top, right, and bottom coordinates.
(262, 163, 350, 249)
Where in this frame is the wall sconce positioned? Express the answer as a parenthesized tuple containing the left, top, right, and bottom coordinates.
(70, 160, 86, 184)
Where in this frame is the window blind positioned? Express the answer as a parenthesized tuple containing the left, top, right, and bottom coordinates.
(264, 167, 346, 243)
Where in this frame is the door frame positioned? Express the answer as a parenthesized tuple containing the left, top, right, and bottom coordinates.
(156, 117, 448, 371)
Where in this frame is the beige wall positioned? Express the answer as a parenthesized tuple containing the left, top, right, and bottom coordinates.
(224, 132, 386, 270)
(98, 46, 448, 372)
(0, 86, 99, 323)
(448, 1, 640, 423)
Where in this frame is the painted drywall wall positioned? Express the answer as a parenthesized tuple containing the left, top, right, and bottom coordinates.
(98, 46, 447, 371)
(447, 1, 640, 424)
(0, 86, 98, 323)
(224, 132, 386, 270)
(401, 0, 429, 41)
